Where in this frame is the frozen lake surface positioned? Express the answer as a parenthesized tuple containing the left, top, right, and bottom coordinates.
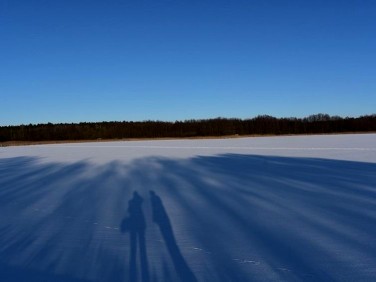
(1, 134, 376, 281)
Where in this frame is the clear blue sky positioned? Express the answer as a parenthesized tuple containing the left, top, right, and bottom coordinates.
(1, 0, 375, 125)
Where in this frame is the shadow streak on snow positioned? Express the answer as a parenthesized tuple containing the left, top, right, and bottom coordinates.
(0, 157, 130, 282)
(0, 155, 375, 281)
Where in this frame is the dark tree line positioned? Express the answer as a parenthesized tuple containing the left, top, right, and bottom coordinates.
(1, 114, 375, 142)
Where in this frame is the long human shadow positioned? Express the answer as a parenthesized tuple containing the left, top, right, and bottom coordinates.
(150, 190, 197, 282)
(121, 191, 149, 282)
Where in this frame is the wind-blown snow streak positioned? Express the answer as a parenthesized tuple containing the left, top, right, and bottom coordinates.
(0, 134, 375, 281)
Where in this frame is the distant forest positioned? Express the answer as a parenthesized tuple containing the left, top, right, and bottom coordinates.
(1, 114, 375, 142)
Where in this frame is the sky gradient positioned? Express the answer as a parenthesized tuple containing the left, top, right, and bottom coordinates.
(1, 0, 375, 125)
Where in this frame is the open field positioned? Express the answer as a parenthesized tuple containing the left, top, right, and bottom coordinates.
(1, 134, 376, 281)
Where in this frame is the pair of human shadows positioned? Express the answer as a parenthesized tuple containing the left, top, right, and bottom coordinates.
(121, 191, 197, 282)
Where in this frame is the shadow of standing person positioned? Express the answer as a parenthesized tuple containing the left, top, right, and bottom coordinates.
(121, 191, 149, 282)
(149, 190, 197, 282)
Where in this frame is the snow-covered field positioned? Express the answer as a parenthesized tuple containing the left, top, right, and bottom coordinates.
(1, 134, 376, 281)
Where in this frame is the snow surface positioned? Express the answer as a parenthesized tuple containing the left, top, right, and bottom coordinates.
(1, 134, 376, 281)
